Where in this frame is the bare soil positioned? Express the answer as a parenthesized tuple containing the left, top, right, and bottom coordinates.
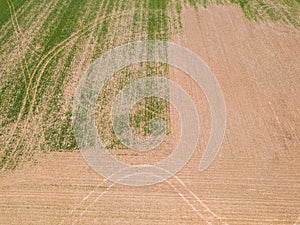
(0, 5, 299, 225)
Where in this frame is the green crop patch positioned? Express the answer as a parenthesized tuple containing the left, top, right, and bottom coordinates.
(0, 0, 298, 169)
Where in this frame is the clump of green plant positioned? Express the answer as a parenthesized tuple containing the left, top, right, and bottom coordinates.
(190, 0, 300, 27)
(96, 62, 170, 150)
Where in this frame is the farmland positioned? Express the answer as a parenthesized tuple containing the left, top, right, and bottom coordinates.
(0, 0, 181, 169)
(0, 0, 300, 224)
(0, 0, 299, 169)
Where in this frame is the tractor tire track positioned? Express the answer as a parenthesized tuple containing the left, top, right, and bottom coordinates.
(5, 9, 135, 166)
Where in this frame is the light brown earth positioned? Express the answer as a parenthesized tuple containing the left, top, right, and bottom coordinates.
(0, 5, 299, 225)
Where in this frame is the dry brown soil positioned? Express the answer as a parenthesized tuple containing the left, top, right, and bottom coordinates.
(0, 5, 299, 225)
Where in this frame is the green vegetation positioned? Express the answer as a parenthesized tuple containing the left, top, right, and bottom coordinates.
(0, 0, 299, 169)
(96, 62, 170, 150)
(193, 0, 300, 26)
(230, 0, 299, 26)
